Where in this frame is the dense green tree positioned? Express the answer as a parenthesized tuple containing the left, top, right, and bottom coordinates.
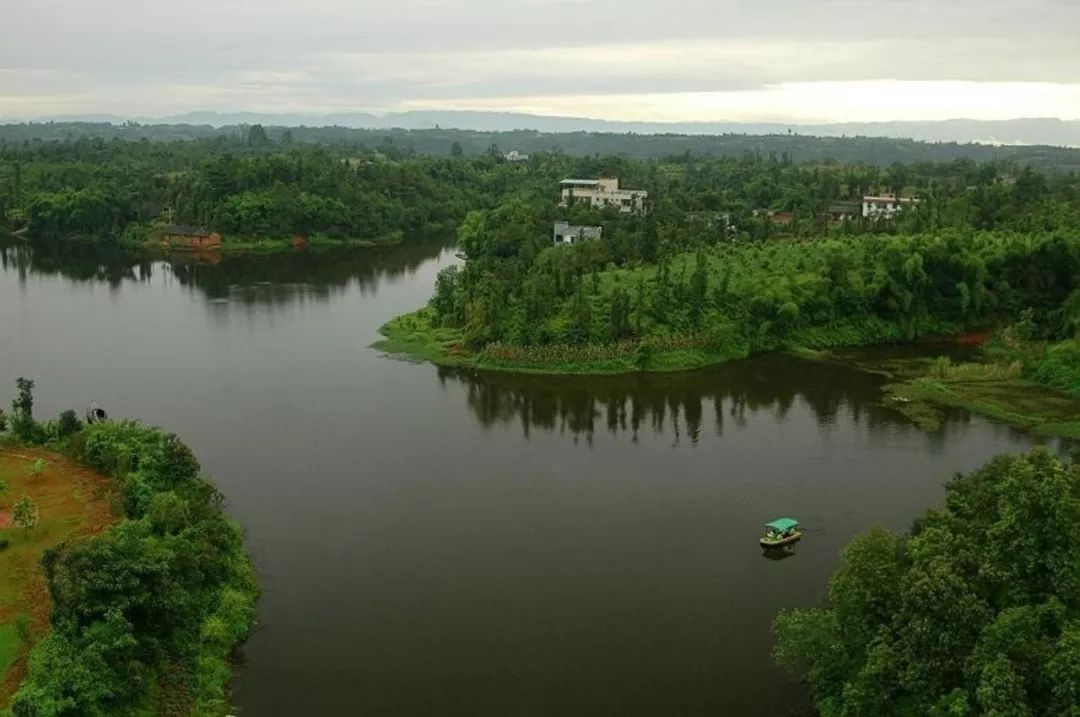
(774, 450, 1080, 716)
(246, 124, 269, 147)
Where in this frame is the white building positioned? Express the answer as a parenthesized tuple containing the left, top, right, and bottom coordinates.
(553, 221, 603, 245)
(559, 178, 648, 214)
(862, 194, 917, 219)
(504, 150, 530, 163)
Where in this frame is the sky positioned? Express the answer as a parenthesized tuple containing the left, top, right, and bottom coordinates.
(3, 0, 1080, 123)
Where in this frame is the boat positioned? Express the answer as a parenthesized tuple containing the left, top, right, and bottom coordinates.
(760, 517, 802, 548)
(85, 402, 108, 424)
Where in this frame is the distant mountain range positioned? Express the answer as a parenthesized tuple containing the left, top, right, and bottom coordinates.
(12, 111, 1080, 148)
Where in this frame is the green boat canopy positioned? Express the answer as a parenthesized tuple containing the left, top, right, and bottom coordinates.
(766, 518, 800, 532)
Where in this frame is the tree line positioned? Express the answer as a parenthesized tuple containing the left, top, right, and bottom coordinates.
(2, 133, 1079, 245)
(3, 121, 1080, 170)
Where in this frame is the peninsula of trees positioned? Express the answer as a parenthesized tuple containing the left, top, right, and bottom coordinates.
(0, 380, 257, 716)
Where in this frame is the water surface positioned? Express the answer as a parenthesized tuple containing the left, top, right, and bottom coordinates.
(0, 239, 1047, 716)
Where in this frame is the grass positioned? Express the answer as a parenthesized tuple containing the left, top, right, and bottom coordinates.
(375, 308, 750, 375)
(879, 361, 1080, 437)
(0, 447, 116, 708)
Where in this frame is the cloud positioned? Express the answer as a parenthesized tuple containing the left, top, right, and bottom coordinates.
(2, 0, 1080, 120)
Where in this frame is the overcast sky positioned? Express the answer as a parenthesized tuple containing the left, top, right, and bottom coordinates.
(3, 0, 1080, 122)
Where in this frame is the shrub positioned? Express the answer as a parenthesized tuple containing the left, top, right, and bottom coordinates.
(56, 409, 82, 439)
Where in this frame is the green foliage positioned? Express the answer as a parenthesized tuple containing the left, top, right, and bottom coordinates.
(1031, 340, 1080, 395)
(774, 450, 1080, 716)
(11, 378, 44, 444)
(27, 459, 46, 477)
(55, 410, 82, 439)
(424, 228, 1080, 371)
(9, 419, 258, 717)
(12, 494, 38, 534)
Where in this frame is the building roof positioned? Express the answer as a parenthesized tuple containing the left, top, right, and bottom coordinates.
(560, 179, 601, 186)
(863, 195, 914, 203)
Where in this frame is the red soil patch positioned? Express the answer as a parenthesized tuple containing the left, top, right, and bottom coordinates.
(0, 446, 118, 706)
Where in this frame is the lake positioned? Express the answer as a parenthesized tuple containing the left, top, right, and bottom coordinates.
(0, 238, 1050, 716)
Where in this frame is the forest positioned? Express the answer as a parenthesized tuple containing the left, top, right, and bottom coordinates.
(3, 127, 1080, 248)
(4, 121, 1080, 169)
(386, 152, 1080, 378)
(774, 449, 1080, 716)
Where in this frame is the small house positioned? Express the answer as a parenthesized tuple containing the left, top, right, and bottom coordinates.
(862, 194, 917, 219)
(504, 150, 530, 162)
(559, 178, 648, 214)
(160, 225, 222, 249)
(825, 201, 861, 222)
(553, 221, 603, 245)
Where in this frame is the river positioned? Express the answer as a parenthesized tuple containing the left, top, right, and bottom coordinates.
(0, 238, 1048, 716)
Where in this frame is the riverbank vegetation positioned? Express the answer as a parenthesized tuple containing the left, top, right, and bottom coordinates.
(0, 380, 257, 717)
(384, 228, 1080, 376)
(840, 314, 1080, 437)
(774, 449, 1080, 716)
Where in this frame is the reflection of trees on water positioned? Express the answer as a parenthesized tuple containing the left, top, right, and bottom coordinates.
(0, 235, 451, 305)
(439, 355, 996, 445)
(169, 235, 451, 305)
(1, 238, 155, 288)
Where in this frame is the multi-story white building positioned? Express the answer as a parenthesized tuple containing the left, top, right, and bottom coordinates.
(559, 178, 648, 214)
(553, 221, 603, 245)
(862, 194, 917, 219)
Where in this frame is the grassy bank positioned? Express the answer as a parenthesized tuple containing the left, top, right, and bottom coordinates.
(377, 307, 959, 376)
(801, 350, 1080, 438)
(0, 445, 116, 709)
(881, 358, 1080, 438)
(376, 308, 751, 375)
(379, 311, 1080, 439)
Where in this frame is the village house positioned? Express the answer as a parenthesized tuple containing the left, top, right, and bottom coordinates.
(160, 225, 222, 249)
(553, 221, 603, 245)
(559, 178, 648, 214)
(753, 209, 794, 225)
(504, 150, 530, 163)
(825, 201, 861, 222)
(862, 194, 917, 219)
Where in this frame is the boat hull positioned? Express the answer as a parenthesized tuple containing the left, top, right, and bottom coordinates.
(760, 531, 803, 548)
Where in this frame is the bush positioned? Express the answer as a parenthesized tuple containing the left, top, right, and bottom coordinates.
(56, 409, 82, 439)
(1032, 340, 1080, 395)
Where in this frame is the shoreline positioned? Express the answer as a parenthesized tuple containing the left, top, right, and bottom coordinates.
(10, 229, 407, 257)
(1, 415, 258, 716)
(376, 309, 1080, 438)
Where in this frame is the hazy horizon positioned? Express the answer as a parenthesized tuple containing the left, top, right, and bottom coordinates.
(4, 0, 1080, 124)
